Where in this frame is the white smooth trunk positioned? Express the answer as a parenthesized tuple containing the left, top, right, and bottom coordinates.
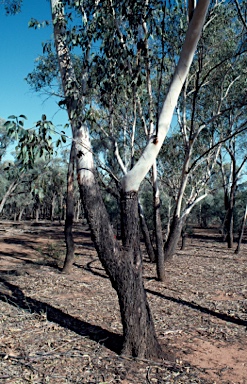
(122, 0, 210, 192)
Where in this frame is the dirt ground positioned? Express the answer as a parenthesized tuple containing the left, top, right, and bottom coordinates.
(0, 221, 246, 384)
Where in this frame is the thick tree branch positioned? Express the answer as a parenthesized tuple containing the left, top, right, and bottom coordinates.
(122, 0, 210, 192)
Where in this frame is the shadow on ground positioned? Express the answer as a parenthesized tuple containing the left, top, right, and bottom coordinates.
(0, 276, 123, 354)
(81, 259, 247, 328)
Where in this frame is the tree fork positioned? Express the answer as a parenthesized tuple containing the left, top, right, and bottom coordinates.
(76, 174, 163, 358)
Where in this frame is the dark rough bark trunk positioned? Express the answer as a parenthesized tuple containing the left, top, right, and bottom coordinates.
(120, 190, 163, 357)
(154, 195, 165, 282)
(138, 203, 156, 263)
(224, 190, 235, 248)
(180, 227, 187, 250)
(235, 205, 247, 254)
(62, 143, 76, 274)
(78, 172, 163, 358)
(227, 207, 234, 248)
(164, 215, 184, 260)
(223, 158, 236, 248)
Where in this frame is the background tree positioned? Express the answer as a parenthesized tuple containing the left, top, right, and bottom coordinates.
(158, 1, 247, 258)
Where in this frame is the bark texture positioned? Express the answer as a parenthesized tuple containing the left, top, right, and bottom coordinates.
(154, 194, 165, 281)
(120, 190, 162, 357)
(164, 215, 184, 260)
(78, 170, 162, 358)
(138, 203, 156, 263)
(152, 163, 165, 281)
(235, 204, 247, 254)
(62, 143, 76, 274)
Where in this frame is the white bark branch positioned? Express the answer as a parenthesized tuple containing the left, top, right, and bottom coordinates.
(122, 0, 210, 192)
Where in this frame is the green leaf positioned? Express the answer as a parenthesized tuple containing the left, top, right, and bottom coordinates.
(8, 115, 16, 119)
(19, 115, 27, 119)
(4, 121, 15, 129)
(61, 135, 66, 143)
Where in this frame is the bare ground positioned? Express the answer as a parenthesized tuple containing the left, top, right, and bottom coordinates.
(0, 221, 246, 384)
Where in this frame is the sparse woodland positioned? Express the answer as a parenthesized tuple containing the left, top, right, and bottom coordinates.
(0, 0, 247, 382)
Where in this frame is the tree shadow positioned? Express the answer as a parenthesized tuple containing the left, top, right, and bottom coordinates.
(74, 259, 108, 280)
(81, 261, 247, 328)
(0, 250, 62, 271)
(190, 233, 224, 242)
(146, 288, 247, 327)
(0, 277, 123, 354)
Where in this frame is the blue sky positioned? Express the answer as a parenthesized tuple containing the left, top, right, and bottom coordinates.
(0, 0, 68, 130)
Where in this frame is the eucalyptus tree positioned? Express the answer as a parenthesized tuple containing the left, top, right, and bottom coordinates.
(0, 117, 25, 216)
(62, 142, 76, 273)
(0, 162, 23, 216)
(235, 201, 247, 253)
(218, 132, 247, 248)
(159, 1, 247, 259)
(3, 0, 210, 358)
(0, 118, 13, 162)
(3, 114, 67, 220)
(48, 0, 209, 358)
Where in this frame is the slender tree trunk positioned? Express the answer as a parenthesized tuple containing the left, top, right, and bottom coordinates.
(35, 205, 40, 223)
(58, 193, 64, 223)
(51, 194, 56, 221)
(18, 207, 24, 222)
(138, 203, 156, 263)
(152, 163, 165, 281)
(62, 142, 76, 274)
(235, 203, 247, 254)
(75, 199, 81, 222)
(164, 199, 172, 242)
(198, 203, 202, 227)
(180, 226, 187, 250)
(225, 184, 236, 248)
(164, 215, 184, 259)
(0, 179, 19, 214)
(155, 201, 165, 281)
(227, 206, 234, 248)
